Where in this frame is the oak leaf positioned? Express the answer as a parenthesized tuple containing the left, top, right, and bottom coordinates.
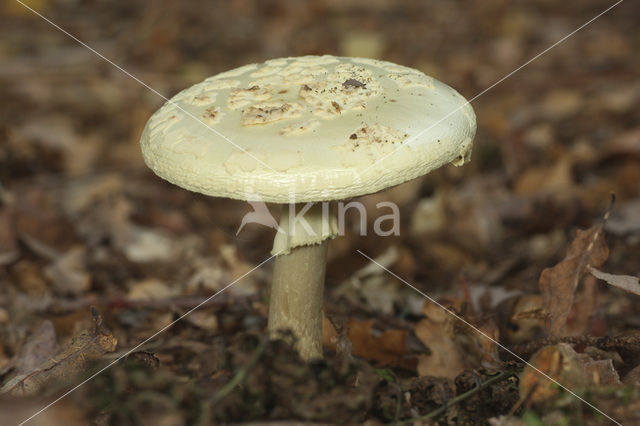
(1, 309, 117, 396)
(538, 224, 608, 336)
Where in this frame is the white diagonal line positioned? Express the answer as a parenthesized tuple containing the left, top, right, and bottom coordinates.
(13, 0, 278, 174)
(357, 250, 622, 425)
(17, 253, 277, 426)
(359, 0, 625, 177)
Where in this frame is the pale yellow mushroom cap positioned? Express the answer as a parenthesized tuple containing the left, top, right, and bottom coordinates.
(140, 55, 476, 203)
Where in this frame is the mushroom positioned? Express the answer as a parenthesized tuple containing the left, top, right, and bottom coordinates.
(140, 55, 476, 360)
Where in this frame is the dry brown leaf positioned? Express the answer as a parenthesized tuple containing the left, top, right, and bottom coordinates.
(12, 259, 49, 296)
(589, 266, 640, 296)
(13, 320, 60, 375)
(1, 309, 117, 396)
(623, 364, 640, 388)
(0, 399, 85, 426)
(566, 274, 599, 337)
(606, 199, 640, 236)
(416, 313, 464, 379)
(582, 359, 621, 386)
(219, 244, 260, 297)
(520, 343, 622, 407)
(519, 344, 587, 406)
(323, 317, 410, 367)
(415, 301, 499, 379)
(128, 278, 176, 301)
(538, 224, 609, 336)
(44, 246, 92, 295)
(514, 157, 574, 196)
(185, 311, 219, 331)
(497, 294, 546, 345)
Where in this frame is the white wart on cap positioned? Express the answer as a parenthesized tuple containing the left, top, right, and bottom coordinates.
(141, 55, 476, 203)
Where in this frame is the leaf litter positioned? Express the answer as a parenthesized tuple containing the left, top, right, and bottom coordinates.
(2, 1, 640, 424)
(1, 308, 117, 396)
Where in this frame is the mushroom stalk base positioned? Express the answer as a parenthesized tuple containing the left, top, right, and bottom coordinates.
(268, 203, 335, 360)
(269, 241, 328, 360)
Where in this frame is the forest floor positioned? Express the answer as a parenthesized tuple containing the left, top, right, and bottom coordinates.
(1, 0, 640, 424)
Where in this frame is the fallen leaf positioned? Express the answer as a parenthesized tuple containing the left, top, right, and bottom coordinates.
(519, 344, 587, 406)
(323, 317, 410, 367)
(1, 308, 117, 396)
(514, 157, 574, 196)
(44, 246, 92, 295)
(605, 199, 640, 237)
(128, 278, 177, 301)
(581, 359, 621, 386)
(219, 244, 260, 297)
(0, 399, 84, 426)
(13, 320, 60, 375)
(538, 223, 609, 336)
(416, 310, 464, 380)
(12, 259, 49, 296)
(410, 194, 446, 235)
(589, 266, 640, 296)
(415, 301, 499, 379)
(623, 364, 640, 388)
(541, 89, 582, 119)
(496, 294, 546, 345)
(185, 311, 218, 331)
(62, 174, 123, 216)
(332, 246, 405, 314)
(565, 274, 599, 337)
(123, 226, 174, 263)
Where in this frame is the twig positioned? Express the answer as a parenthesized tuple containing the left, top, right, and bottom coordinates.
(31, 294, 259, 314)
(390, 370, 517, 424)
(510, 332, 640, 359)
(510, 335, 599, 358)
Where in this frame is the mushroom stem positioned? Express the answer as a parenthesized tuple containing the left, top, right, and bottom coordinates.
(269, 239, 328, 360)
(268, 203, 337, 360)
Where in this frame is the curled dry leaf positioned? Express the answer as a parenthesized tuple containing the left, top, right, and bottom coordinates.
(538, 223, 609, 336)
(323, 316, 411, 367)
(589, 266, 640, 296)
(520, 343, 622, 408)
(519, 343, 587, 406)
(496, 294, 546, 345)
(415, 301, 499, 380)
(0, 309, 117, 396)
(581, 359, 621, 386)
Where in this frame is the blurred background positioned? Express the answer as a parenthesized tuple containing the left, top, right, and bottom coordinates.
(1, 0, 640, 424)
